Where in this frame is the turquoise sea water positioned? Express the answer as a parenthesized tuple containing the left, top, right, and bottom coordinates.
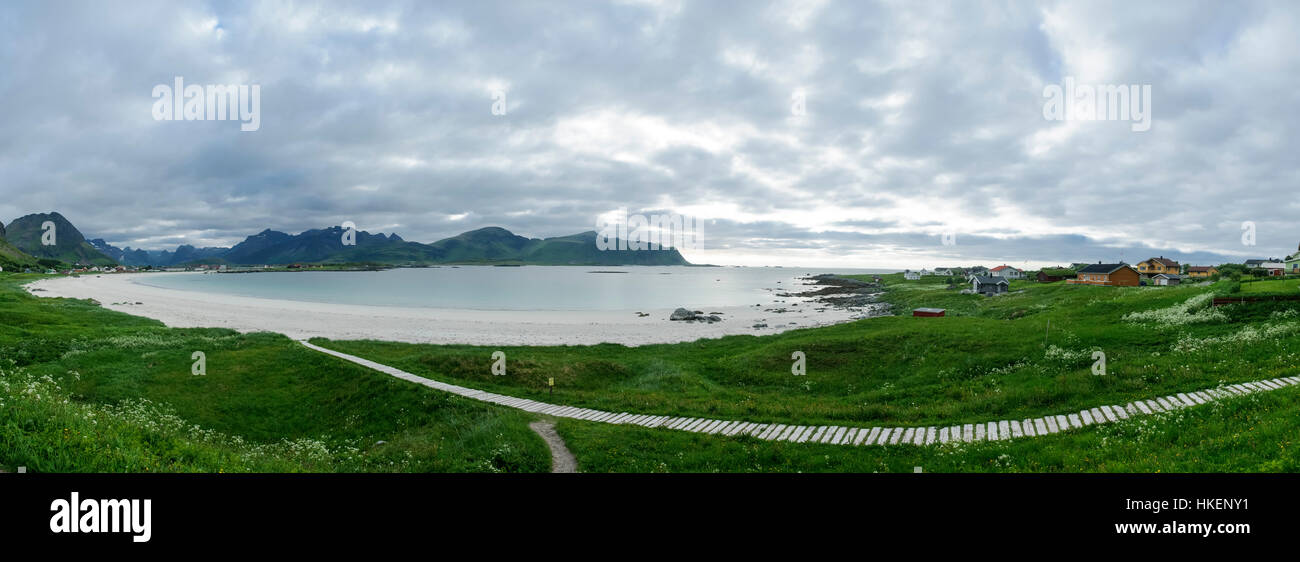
(132, 266, 896, 311)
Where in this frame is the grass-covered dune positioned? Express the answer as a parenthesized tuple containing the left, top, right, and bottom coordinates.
(0, 274, 548, 472)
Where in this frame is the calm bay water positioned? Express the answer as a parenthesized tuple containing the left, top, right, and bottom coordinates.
(132, 266, 896, 311)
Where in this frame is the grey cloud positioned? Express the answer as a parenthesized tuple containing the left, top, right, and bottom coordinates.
(1, 0, 1297, 267)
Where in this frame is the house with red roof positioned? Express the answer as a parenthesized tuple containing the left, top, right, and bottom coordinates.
(989, 265, 1024, 280)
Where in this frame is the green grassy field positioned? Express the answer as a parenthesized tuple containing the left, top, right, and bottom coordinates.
(4, 270, 1299, 473)
(0, 274, 549, 473)
(316, 273, 1300, 429)
(309, 272, 1300, 472)
(553, 384, 1300, 472)
(1238, 278, 1300, 294)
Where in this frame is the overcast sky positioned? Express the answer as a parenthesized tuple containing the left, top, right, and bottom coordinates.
(2, 0, 1298, 268)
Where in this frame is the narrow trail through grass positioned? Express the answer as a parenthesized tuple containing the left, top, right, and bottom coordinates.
(529, 421, 578, 473)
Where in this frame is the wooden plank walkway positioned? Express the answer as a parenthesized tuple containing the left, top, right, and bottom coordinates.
(300, 341, 1299, 447)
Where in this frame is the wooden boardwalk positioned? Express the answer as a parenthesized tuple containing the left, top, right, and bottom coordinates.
(301, 341, 1299, 446)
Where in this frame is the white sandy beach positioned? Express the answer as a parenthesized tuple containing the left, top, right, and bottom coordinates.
(25, 273, 873, 346)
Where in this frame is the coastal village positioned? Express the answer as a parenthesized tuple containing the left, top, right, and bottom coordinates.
(898, 246, 1300, 298)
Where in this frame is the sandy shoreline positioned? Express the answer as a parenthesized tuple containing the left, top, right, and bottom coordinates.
(25, 272, 875, 346)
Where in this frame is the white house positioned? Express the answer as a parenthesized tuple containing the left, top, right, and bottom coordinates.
(1152, 273, 1180, 286)
(904, 270, 921, 280)
(989, 265, 1024, 279)
(919, 268, 934, 276)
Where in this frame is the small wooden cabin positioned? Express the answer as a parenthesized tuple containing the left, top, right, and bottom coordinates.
(1070, 263, 1140, 287)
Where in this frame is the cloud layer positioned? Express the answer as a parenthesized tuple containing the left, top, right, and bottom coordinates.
(2, 0, 1297, 268)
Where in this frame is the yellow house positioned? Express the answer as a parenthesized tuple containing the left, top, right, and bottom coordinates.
(1186, 266, 1219, 278)
(1136, 256, 1180, 275)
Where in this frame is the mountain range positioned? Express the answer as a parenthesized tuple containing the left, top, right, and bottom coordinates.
(3, 212, 691, 267)
(88, 239, 228, 268)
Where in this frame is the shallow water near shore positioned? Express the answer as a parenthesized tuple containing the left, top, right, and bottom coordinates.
(28, 269, 887, 346)
(131, 266, 897, 311)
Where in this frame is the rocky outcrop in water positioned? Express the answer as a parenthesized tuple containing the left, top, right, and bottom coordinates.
(782, 274, 884, 307)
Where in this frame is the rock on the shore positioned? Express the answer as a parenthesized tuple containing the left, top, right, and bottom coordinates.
(669, 307, 723, 323)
